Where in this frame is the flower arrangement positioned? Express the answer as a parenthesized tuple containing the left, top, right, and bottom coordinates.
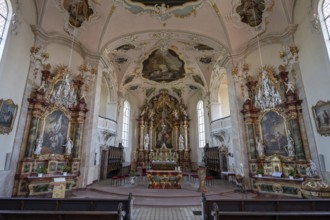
(129, 170, 136, 177)
(62, 165, 71, 173)
(36, 166, 47, 174)
(288, 168, 296, 177)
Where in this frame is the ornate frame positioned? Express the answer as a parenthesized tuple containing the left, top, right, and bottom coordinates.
(312, 100, 330, 136)
(0, 99, 18, 134)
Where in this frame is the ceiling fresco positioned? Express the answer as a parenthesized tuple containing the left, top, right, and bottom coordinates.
(131, 0, 198, 8)
(35, 0, 295, 104)
(142, 49, 185, 83)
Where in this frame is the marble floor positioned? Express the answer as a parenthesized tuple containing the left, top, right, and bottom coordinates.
(70, 178, 261, 220)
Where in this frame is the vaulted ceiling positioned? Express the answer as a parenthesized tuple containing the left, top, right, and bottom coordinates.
(34, 0, 296, 104)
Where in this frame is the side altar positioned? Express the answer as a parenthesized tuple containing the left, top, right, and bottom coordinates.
(239, 65, 330, 198)
(12, 56, 94, 196)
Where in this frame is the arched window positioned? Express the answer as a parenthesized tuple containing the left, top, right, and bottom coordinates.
(197, 100, 206, 148)
(122, 101, 130, 148)
(320, 0, 330, 58)
(0, 0, 9, 58)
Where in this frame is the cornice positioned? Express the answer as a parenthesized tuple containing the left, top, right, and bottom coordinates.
(31, 25, 100, 62)
(231, 24, 298, 60)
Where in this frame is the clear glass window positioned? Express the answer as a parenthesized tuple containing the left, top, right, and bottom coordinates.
(197, 100, 206, 148)
(122, 101, 130, 148)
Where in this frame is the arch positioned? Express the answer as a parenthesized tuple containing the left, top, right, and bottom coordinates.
(0, 0, 12, 62)
(319, 0, 330, 60)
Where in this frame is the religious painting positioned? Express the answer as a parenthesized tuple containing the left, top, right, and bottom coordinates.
(142, 49, 185, 83)
(57, 162, 65, 172)
(155, 124, 173, 149)
(42, 110, 69, 155)
(0, 99, 18, 134)
(236, 0, 265, 27)
(312, 100, 330, 136)
(63, 0, 94, 28)
(48, 161, 57, 173)
(260, 111, 288, 156)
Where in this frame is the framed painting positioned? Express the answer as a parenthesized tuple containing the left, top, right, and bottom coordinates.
(312, 100, 330, 136)
(260, 110, 288, 156)
(41, 110, 69, 155)
(0, 99, 18, 134)
(57, 162, 65, 172)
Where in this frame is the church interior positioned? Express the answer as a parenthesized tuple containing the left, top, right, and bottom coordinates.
(1, 0, 330, 219)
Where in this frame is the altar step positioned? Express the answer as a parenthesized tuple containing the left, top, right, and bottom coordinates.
(71, 179, 254, 207)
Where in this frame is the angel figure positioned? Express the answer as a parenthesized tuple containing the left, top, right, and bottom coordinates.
(285, 80, 295, 94)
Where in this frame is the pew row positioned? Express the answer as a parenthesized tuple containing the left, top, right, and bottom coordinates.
(0, 193, 132, 220)
(202, 193, 330, 220)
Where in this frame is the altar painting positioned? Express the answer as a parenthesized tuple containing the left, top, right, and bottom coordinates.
(260, 111, 288, 156)
(155, 125, 173, 149)
(42, 110, 69, 154)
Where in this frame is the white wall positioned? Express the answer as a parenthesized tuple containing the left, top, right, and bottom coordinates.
(0, 0, 36, 196)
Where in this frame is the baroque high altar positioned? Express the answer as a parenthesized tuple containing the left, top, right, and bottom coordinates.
(135, 89, 191, 170)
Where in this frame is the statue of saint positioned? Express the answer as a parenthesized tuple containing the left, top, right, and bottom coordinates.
(144, 134, 149, 150)
(306, 160, 317, 177)
(256, 138, 264, 158)
(65, 138, 73, 155)
(34, 136, 43, 155)
(179, 134, 184, 151)
(286, 136, 295, 157)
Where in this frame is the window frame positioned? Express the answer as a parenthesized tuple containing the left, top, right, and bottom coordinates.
(121, 100, 130, 148)
(197, 100, 206, 148)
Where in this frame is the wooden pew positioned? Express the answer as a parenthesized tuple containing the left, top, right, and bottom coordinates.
(202, 193, 330, 220)
(0, 193, 133, 220)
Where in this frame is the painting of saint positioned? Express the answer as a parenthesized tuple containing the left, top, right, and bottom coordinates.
(42, 110, 69, 155)
(260, 111, 288, 156)
(156, 125, 173, 149)
(63, 0, 94, 28)
(0, 99, 18, 134)
(142, 49, 185, 83)
(312, 101, 330, 136)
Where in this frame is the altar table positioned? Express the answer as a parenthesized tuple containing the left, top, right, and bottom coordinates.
(147, 170, 182, 189)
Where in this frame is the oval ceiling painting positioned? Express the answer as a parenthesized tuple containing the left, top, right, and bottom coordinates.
(142, 49, 185, 83)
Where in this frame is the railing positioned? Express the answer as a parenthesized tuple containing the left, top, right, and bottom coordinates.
(98, 116, 117, 134)
(210, 116, 231, 133)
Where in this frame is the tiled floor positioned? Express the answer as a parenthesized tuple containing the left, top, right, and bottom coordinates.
(133, 207, 202, 220)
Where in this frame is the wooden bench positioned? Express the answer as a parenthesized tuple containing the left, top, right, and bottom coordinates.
(0, 193, 133, 220)
(202, 193, 330, 220)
